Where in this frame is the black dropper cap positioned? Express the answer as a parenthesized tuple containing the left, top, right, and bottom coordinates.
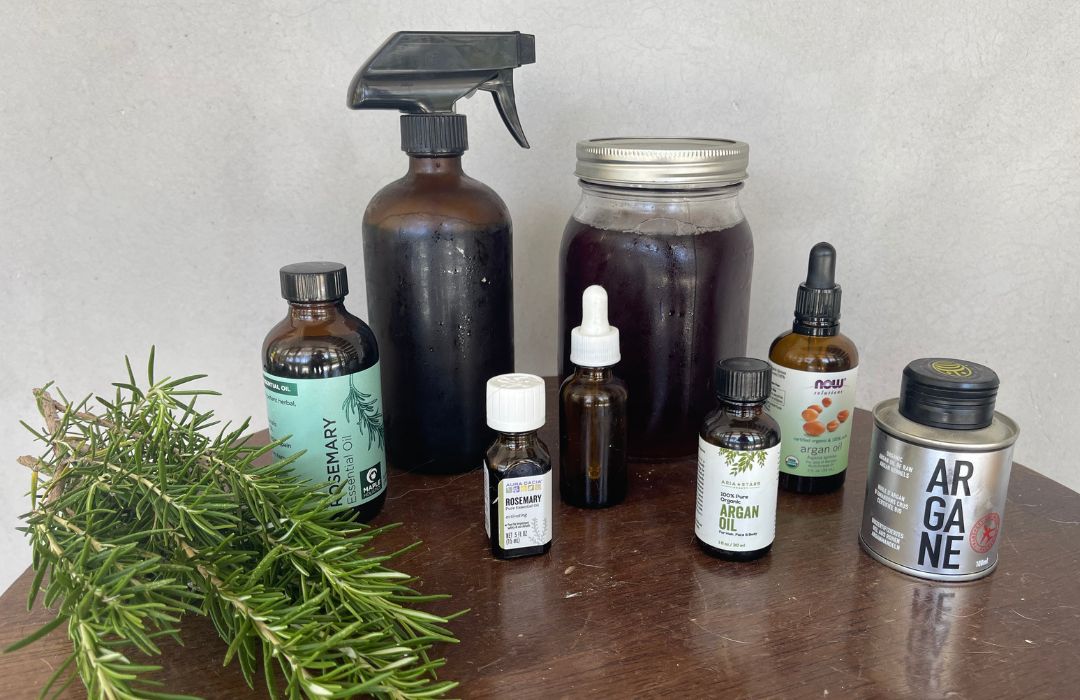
(899, 358, 999, 430)
(794, 242, 842, 334)
(280, 262, 349, 303)
(715, 357, 772, 404)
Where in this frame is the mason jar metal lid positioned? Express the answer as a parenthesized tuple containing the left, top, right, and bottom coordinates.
(575, 137, 749, 189)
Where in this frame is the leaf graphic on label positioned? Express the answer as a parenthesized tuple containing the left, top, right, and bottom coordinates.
(342, 375, 385, 449)
(723, 447, 766, 476)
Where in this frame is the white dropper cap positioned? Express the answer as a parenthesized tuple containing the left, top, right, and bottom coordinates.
(570, 285, 620, 368)
(486, 373, 546, 433)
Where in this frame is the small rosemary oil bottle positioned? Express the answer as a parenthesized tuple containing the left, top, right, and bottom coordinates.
(484, 374, 552, 559)
(695, 358, 781, 561)
(262, 262, 387, 522)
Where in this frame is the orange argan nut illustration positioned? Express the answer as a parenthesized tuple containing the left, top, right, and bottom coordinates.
(801, 408, 819, 421)
(808, 404, 823, 414)
(804, 421, 826, 436)
(837, 410, 850, 423)
(827, 420, 839, 432)
(822, 397, 832, 407)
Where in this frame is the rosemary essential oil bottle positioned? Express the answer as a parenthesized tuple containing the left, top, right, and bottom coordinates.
(560, 285, 628, 508)
(263, 262, 387, 521)
(695, 358, 781, 561)
(484, 374, 552, 559)
(766, 242, 859, 494)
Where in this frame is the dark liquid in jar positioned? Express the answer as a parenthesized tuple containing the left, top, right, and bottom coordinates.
(559, 218, 753, 460)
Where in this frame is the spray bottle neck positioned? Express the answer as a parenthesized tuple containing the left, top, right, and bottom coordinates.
(408, 155, 464, 176)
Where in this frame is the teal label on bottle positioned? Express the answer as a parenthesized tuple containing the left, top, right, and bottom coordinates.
(263, 364, 386, 510)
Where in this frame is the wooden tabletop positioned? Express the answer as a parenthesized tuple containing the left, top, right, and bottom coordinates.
(3, 378, 1079, 699)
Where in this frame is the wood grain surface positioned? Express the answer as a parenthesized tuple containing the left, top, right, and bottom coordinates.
(2, 379, 1078, 699)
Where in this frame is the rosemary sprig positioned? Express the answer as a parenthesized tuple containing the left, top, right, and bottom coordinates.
(10, 351, 461, 699)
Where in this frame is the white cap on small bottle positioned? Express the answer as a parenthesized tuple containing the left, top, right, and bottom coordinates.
(570, 285, 620, 368)
(486, 374, 546, 433)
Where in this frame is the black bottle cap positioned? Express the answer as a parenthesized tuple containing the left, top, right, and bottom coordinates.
(794, 242, 841, 331)
(280, 262, 348, 303)
(715, 357, 772, 404)
(899, 358, 999, 430)
(401, 114, 469, 155)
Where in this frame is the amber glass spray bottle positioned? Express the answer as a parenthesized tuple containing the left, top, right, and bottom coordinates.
(559, 285, 628, 508)
(766, 242, 859, 494)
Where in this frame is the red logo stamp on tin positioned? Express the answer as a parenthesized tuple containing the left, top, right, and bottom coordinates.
(970, 512, 1001, 554)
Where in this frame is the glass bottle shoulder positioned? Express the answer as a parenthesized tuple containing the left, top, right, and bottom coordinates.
(700, 407, 781, 452)
(559, 370, 629, 407)
(769, 329, 859, 373)
(363, 161, 510, 229)
(485, 434, 551, 478)
(263, 306, 378, 379)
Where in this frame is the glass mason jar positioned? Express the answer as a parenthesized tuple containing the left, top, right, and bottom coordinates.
(558, 138, 754, 460)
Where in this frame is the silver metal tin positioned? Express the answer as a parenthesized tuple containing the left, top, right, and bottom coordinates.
(860, 398, 1020, 582)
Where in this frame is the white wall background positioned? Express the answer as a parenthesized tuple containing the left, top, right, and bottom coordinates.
(2, 1, 1078, 591)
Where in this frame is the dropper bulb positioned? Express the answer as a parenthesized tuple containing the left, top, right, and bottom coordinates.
(570, 284, 620, 367)
(581, 285, 609, 334)
(805, 242, 837, 290)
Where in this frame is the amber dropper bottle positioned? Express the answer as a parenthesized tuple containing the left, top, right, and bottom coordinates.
(766, 242, 859, 494)
(559, 285, 628, 508)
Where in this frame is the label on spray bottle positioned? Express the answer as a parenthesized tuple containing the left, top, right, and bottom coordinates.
(695, 440, 781, 551)
(767, 365, 858, 478)
(263, 364, 386, 510)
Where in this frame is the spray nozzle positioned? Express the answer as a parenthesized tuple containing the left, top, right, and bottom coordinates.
(571, 285, 620, 368)
(794, 241, 842, 330)
(348, 31, 535, 152)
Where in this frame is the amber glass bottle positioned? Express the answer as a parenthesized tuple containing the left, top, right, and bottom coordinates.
(560, 286, 628, 508)
(263, 262, 387, 522)
(695, 358, 781, 561)
(766, 243, 859, 494)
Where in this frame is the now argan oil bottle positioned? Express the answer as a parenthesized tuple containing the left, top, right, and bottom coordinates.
(262, 262, 387, 522)
(766, 242, 859, 494)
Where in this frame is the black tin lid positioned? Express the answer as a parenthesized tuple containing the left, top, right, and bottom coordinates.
(280, 262, 349, 303)
(899, 358, 999, 430)
(715, 357, 772, 404)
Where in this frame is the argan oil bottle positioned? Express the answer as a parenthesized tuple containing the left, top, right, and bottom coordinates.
(695, 358, 781, 561)
(766, 242, 859, 494)
(559, 285, 628, 508)
(484, 374, 552, 559)
(262, 262, 387, 522)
